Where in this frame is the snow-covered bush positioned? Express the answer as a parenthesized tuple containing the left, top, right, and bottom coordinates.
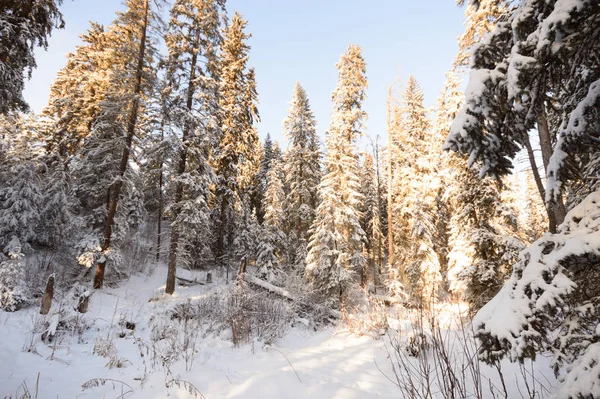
(474, 190, 600, 397)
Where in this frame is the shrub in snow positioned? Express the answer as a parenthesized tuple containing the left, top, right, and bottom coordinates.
(0, 237, 29, 311)
(474, 191, 600, 398)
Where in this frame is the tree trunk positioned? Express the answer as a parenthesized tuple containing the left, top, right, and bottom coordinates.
(39, 275, 54, 315)
(374, 138, 382, 292)
(156, 119, 165, 263)
(156, 166, 163, 262)
(386, 88, 395, 278)
(78, 292, 90, 313)
(523, 134, 558, 233)
(94, 0, 149, 289)
(536, 106, 566, 226)
(166, 30, 200, 295)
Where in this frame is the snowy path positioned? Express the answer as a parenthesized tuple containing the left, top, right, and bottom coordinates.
(0, 267, 400, 399)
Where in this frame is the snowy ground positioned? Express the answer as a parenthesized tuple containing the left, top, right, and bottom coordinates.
(0, 266, 556, 398)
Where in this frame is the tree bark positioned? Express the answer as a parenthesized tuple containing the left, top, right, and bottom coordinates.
(523, 134, 558, 233)
(77, 291, 90, 313)
(386, 87, 395, 278)
(536, 106, 566, 226)
(156, 165, 163, 262)
(166, 30, 200, 295)
(39, 275, 54, 315)
(94, 0, 149, 289)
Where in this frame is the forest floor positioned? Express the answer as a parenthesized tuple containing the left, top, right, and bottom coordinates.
(0, 265, 556, 398)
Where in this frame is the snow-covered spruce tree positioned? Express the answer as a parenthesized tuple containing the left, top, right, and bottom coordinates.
(249, 134, 279, 225)
(89, 0, 163, 289)
(43, 22, 114, 158)
(233, 199, 259, 277)
(430, 71, 464, 296)
(359, 152, 384, 289)
(435, 72, 525, 303)
(0, 236, 28, 311)
(139, 80, 173, 263)
(282, 82, 321, 271)
(448, 160, 524, 310)
(257, 158, 287, 282)
(163, 0, 225, 294)
(305, 45, 366, 306)
(36, 153, 75, 249)
(212, 13, 260, 266)
(389, 76, 440, 305)
(71, 99, 138, 279)
(0, 0, 64, 114)
(453, 0, 509, 71)
(445, 0, 600, 232)
(0, 115, 42, 253)
(473, 191, 600, 398)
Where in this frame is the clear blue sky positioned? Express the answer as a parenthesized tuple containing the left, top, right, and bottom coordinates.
(24, 0, 465, 149)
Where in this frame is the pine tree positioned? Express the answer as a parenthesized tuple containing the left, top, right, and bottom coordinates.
(0, 0, 64, 114)
(163, 0, 225, 294)
(212, 13, 259, 265)
(306, 45, 367, 305)
(283, 82, 321, 269)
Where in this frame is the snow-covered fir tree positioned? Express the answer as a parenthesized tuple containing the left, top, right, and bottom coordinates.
(305, 45, 367, 306)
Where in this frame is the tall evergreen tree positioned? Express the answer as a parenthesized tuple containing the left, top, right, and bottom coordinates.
(257, 158, 287, 282)
(43, 23, 114, 158)
(163, 0, 225, 294)
(249, 134, 274, 224)
(84, 0, 162, 288)
(0, 0, 64, 114)
(359, 152, 384, 289)
(283, 82, 321, 269)
(389, 76, 440, 304)
(212, 13, 259, 265)
(305, 45, 366, 306)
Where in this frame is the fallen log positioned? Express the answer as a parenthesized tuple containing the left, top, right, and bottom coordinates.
(176, 275, 206, 286)
(242, 274, 340, 319)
